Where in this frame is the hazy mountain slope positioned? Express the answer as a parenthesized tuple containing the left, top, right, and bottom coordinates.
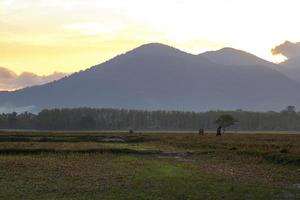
(1, 43, 300, 112)
(201, 47, 276, 67)
(201, 47, 300, 84)
(276, 56, 300, 83)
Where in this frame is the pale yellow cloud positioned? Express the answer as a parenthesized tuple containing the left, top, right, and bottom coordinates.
(272, 41, 300, 59)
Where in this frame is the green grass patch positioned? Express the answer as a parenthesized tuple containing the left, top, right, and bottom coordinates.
(0, 131, 299, 199)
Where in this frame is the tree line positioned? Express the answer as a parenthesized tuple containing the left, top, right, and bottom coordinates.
(0, 106, 300, 131)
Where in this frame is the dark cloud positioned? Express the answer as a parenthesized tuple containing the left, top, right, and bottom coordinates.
(0, 67, 67, 91)
(271, 41, 300, 59)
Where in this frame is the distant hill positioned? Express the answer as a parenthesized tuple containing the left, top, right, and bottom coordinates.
(202, 47, 300, 84)
(276, 56, 300, 83)
(200, 47, 276, 67)
(1, 43, 300, 112)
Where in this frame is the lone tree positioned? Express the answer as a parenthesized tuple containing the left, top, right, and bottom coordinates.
(215, 114, 237, 136)
(281, 105, 296, 114)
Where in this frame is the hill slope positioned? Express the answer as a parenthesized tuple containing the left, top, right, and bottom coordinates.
(201, 47, 276, 67)
(202, 47, 300, 84)
(276, 56, 300, 83)
(1, 43, 300, 111)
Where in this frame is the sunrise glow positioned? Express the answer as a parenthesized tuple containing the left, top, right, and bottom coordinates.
(1, 0, 300, 75)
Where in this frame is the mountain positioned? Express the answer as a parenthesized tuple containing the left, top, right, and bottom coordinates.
(201, 47, 276, 67)
(202, 47, 300, 84)
(1, 43, 300, 112)
(276, 56, 300, 83)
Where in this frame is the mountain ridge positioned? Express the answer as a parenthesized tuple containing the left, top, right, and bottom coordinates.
(201, 47, 276, 67)
(1, 43, 300, 112)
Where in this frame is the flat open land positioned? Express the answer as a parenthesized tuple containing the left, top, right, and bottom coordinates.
(0, 130, 299, 200)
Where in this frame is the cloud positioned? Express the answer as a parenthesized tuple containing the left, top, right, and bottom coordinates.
(64, 23, 125, 35)
(0, 67, 67, 91)
(0, 66, 18, 79)
(271, 41, 300, 59)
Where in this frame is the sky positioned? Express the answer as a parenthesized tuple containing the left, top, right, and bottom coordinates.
(1, 0, 300, 81)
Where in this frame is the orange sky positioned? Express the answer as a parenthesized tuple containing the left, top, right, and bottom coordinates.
(1, 0, 300, 75)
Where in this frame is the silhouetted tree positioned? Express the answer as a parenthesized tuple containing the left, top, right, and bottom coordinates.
(281, 105, 296, 114)
(80, 114, 96, 130)
(7, 112, 18, 128)
(2, 108, 300, 131)
(215, 114, 237, 135)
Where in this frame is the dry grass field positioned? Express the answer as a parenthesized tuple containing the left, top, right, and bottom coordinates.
(0, 130, 299, 199)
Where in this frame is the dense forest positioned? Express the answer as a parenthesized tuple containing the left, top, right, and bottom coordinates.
(0, 106, 300, 131)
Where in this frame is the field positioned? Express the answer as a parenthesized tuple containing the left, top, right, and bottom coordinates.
(0, 130, 299, 200)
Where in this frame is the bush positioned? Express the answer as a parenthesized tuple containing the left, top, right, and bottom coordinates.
(129, 129, 134, 134)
